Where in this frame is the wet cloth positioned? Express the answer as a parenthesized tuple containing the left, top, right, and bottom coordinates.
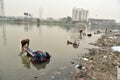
(32, 52, 48, 63)
(28, 48, 50, 63)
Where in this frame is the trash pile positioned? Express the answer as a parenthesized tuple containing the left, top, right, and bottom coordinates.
(73, 31, 120, 80)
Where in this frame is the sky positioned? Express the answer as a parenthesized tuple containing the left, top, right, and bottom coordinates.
(3, 0, 120, 22)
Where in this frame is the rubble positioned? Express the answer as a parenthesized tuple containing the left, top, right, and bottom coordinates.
(73, 31, 120, 80)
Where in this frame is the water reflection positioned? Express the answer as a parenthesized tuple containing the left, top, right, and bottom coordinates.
(0, 23, 7, 46)
(37, 23, 40, 28)
(79, 35, 82, 40)
(1, 22, 120, 80)
(19, 53, 50, 70)
(31, 59, 50, 70)
(24, 24, 33, 32)
(19, 53, 31, 69)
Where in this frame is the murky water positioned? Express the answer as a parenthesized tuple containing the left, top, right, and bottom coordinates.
(0, 23, 102, 80)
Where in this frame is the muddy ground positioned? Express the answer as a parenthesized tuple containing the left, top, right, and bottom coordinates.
(72, 31, 120, 80)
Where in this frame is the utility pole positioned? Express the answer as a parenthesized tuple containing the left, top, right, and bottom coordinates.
(0, 0, 4, 16)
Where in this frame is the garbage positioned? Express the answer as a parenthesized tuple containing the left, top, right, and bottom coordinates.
(51, 76, 55, 79)
(75, 64, 85, 70)
(103, 55, 107, 59)
(60, 66, 67, 70)
(73, 31, 120, 80)
(112, 46, 120, 52)
(34, 77, 38, 79)
(87, 34, 92, 37)
(82, 58, 89, 61)
(94, 31, 102, 34)
(70, 61, 75, 64)
(73, 40, 80, 46)
(67, 40, 80, 48)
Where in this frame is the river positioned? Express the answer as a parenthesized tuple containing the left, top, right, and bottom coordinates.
(0, 23, 104, 80)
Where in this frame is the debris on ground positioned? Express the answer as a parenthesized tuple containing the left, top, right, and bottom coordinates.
(73, 31, 120, 80)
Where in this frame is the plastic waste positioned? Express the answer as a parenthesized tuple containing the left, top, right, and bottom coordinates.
(75, 64, 85, 70)
(112, 46, 120, 52)
(82, 58, 89, 61)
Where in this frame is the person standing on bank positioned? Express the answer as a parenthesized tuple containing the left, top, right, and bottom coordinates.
(21, 39, 30, 52)
(79, 29, 83, 36)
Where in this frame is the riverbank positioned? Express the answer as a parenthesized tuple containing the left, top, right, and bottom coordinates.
(0, 20, 74, 28)
(73, 31, 120, 80)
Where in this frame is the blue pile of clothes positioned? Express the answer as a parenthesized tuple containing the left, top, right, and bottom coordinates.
(28, 48, 51, 64)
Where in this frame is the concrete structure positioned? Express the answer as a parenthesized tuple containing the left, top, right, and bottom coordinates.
(72, 8, 88, 21)
(0, 16, 39, 23)
(88, 18, 115, 25)
(0, 0, 4, 16)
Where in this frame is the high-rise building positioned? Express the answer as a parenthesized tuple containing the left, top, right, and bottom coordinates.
(0, 0, 4, 16)
(72, 8, 88, 21)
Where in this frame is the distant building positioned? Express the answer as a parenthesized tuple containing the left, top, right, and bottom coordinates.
(0, 16, 38, 22)
(88, 18, 115, 25)
(72, 8, 88, 21)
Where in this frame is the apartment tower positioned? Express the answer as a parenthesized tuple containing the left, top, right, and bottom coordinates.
(72, 7, 88, 21)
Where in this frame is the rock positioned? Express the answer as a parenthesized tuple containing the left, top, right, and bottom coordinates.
(34, 77, 38, 78)
(70, 61, 75, 64)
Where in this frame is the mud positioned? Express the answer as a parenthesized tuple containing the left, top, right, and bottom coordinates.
(73, 31, 120, 80)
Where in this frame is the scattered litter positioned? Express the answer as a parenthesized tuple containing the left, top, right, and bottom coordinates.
(73, 31, 120, 80)
(60, 66, 67, 70)
(109, 37, 113, 39)
(103, 55, 107, 58)
(82, 58, 89, 61)
(42, 73, 46, 75)
(112, 46, 120, 52)
(75, 64, 85, 70)
(51, 76, 55, 79)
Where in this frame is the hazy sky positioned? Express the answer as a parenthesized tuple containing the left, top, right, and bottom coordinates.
(4, 0, 120, 22)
